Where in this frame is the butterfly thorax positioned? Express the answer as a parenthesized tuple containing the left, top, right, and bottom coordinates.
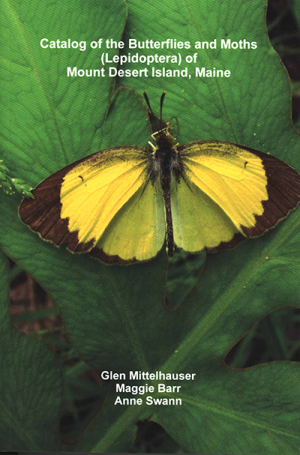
(149, 126, 183, 186)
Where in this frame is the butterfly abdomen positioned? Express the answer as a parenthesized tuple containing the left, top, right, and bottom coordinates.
(151, 130, 183, 257)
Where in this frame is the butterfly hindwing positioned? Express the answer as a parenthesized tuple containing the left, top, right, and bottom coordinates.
(171, 174, 244, 253)
(91, 180, 165, 264)
(172, 141, 300, 253)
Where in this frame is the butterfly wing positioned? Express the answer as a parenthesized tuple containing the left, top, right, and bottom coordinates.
(91, 180, 165, 263)
(171, 141, 300, 253)
(19, 146, 165, 262)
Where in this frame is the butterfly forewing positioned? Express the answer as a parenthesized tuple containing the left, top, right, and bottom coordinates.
(60, 147, 149, 247)
(19, 146, 156, 259)
(238, 148, 300, 236)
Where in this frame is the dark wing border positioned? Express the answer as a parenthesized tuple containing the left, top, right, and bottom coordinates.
(239, 146, 300, 237)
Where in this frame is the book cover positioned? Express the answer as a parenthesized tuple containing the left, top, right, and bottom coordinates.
(0, 0, 300, 453)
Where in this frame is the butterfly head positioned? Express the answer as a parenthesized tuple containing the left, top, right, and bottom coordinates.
(143, 92, 177, 150)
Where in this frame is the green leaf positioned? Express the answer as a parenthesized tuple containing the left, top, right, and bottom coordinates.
(0, 249, 63, 451)
(1, 0, 300, 453)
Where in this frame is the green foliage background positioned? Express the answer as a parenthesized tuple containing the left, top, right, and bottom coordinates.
(0, 0, 300, 453)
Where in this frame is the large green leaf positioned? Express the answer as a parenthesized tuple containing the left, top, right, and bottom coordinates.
(1, 0, 300, 453)
(0, 249, 63, 450)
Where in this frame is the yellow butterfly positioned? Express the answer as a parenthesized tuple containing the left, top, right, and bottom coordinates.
(19, 92, 300, 264)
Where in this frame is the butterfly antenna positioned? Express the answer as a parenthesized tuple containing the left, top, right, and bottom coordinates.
(160, 92, 166, 121)
(143, 92, 153, 115)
